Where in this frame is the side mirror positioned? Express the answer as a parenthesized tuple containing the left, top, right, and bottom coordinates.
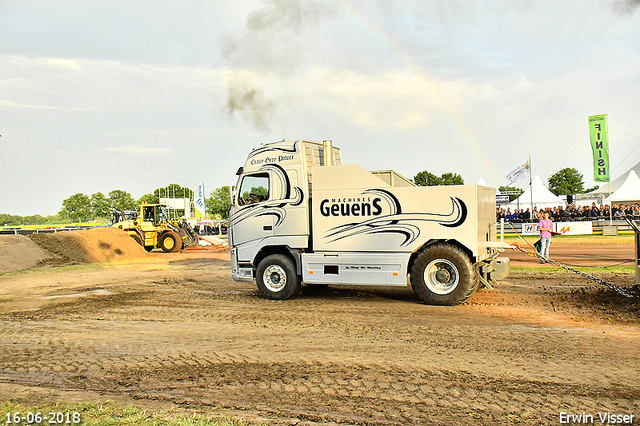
(230, 186, 236, 206)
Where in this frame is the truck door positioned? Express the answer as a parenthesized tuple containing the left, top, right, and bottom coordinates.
(230, 172, 274, 255)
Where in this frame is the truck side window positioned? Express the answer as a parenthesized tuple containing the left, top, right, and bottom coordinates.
(238, 174, 269, 206)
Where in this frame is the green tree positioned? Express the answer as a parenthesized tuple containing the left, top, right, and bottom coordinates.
(0, 214, 22, 226)
(548, 167, 585, 195)
(499, 186, 524, 202)
(90, 192, 111, 218)
(138, 193, 158, 205)
(23, 214, 46, 225)
(59, 193, 91, 222)
(206, 186, 231, 219)
(414, 171, 464, 186)
(440, 172, 464, 186)
(413, 171, 441, 186)
(109, 190, 137, 211)
(154, 183, 191, 201)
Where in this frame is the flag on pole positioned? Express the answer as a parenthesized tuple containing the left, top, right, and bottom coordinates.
(589, 114, 610, 183)
(193, 182, 206, 218)
(505, 157, 531, 185)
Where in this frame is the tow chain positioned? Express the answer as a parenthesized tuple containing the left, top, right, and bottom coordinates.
(507, 223, 635, 299)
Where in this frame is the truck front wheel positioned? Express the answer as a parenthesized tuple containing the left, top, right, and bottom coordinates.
(411, 243, 478, 305)
(256, 254, 301, 300)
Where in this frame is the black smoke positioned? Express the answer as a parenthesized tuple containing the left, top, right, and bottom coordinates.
(613, 0, 640, 14)
(221, 0, 334, 132)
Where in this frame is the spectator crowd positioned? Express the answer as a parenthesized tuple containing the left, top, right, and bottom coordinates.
(193, 221, 228, 235)
(497, 203, 640, 222)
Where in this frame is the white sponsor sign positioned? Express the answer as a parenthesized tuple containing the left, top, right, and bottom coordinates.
(555, 221, 593, 235)
(523, 221, 593, 236)
(496, 195, 510, 204)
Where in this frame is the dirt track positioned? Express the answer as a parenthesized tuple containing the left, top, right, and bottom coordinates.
(0, 233, 639, 425)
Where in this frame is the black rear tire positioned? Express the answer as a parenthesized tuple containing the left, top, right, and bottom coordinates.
(256, 254, 301, 300)
(411, 243, 478, 305)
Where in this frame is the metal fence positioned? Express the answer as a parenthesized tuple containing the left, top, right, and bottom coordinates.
(501, 219, 633, 235)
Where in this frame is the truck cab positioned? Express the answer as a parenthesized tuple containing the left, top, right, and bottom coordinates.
(230, 139, 509, 305)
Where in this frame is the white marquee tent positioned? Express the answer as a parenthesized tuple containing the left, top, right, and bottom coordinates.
(590, 159, 640, 196)
(505, 175, 564, 210)
(604, 170, 640, 204)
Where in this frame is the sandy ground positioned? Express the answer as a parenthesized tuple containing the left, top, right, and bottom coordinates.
(0, 231, 638, 425)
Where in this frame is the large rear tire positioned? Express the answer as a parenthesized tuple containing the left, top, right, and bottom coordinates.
(256, 254, 301, 300)
(410, 243, 478, 305)
(159, 231, 182, 253)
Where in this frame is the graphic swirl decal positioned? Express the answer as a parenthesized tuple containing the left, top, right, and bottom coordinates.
(247, 140, 298, 160)
(230, 161, 304, 228)
(324, 194, 467, 246)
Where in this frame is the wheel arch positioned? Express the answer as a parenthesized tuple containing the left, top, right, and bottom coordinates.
(408, 239, 475, 273)
(253, 245, 302, 276)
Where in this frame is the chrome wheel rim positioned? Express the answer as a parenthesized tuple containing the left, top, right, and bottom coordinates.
(424, 259, 459, 295)
(263, 265, 287, 292)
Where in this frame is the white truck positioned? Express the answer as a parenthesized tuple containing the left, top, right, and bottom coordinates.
(229, 139, 509, 305)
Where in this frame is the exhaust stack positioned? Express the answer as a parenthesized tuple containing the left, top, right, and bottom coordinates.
(323, 140, 333, 166)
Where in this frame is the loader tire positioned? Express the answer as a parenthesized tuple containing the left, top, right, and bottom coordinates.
(410, 243, 478, 305)
(256, 254, 301, 300)
(130, 234, 143, 247)
(159, 231, 182, 253)
(130, 233, 153, 251)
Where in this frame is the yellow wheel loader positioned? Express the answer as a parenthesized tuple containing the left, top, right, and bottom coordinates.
(112, 204, 199, 253)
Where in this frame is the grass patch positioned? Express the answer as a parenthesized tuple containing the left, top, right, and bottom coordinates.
(0, 400, 257, 426)
(511, 265, 634, 274)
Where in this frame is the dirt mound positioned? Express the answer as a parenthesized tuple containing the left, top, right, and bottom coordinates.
(29, 227, 150, 264)
(0, 235, 59, 274)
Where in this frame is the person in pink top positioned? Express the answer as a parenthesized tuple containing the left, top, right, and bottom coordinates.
(538, 211, 553, 263)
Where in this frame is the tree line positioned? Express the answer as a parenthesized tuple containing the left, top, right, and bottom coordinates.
(1, 166, 595, 226)
(413, 167, 596, 202)
(1, 183, 232, 226)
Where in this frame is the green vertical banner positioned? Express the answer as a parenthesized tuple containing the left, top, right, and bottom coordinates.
(589, 114, 610, 183)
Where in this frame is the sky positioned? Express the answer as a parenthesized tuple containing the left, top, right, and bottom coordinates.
(1, 0, 640, 216)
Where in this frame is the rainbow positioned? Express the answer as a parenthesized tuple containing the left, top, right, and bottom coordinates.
(330, 0, 501, 184)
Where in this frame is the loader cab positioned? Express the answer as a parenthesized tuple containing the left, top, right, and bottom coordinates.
(110, 210, 137, 225)
(140, 204, 169, 227)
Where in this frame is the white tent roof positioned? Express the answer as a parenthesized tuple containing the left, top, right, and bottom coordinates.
(505, 175, 564, 209)
(589, 159, 640, 195)
(605, 170, 640, 203)
(478, 177, 501, 195)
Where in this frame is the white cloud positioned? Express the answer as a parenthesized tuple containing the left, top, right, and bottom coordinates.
(1, 1, 640, 215)
(0, 99, 57, 109)
(42, 58, 82, 71)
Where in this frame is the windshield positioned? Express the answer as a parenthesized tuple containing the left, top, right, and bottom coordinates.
(158, 206, 168, 223)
